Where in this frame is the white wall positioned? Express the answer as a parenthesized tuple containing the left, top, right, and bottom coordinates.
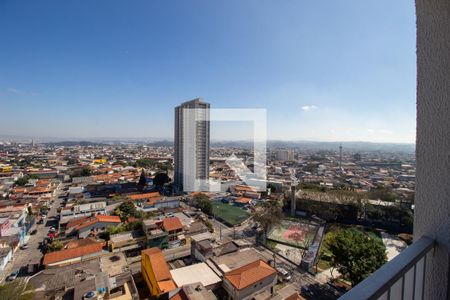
(415, 0, 450, 299)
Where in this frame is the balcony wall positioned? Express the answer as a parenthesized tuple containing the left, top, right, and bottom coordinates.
(415, 0, 450, 299)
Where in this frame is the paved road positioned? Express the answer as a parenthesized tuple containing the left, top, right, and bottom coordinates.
(11, 185, 64, 277)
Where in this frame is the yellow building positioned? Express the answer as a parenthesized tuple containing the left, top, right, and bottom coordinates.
(141, 247, 177, 297)
(93, 158, 107, 164)
(0, 165, 13, 172)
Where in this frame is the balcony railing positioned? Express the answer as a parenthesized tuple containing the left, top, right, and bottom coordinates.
(339, 236, 434, 300)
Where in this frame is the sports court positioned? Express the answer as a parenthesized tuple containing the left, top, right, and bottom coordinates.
(267, 219, 319, 249)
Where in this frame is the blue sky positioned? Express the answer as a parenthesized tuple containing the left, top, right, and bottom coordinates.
(0, 1, 416, 143)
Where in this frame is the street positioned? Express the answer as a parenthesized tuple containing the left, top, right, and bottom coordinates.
(10, 184, 64, 278)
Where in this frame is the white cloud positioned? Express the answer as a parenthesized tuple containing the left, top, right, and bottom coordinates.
(301, 105, 318, 112)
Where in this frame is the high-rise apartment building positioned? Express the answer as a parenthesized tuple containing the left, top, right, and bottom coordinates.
(275, 149, 295, 161)
(174, 98, 210, 193)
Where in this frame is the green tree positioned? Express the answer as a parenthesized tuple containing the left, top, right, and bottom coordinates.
(0, 279, 35, 300)
(368, 187, 397, 202)
(46, 240, 64, 253)
(252, 200, 283, 237)
(193, 193, 212, 215)
(80, 166, 91, 177)
(15, 176, 30, 186)
(138, 169, 147, 190)
(327, 228, 387, 286)
(114, 202, 142, 221)
(153, 172, 170, 187)
(135, 158, 156, 168)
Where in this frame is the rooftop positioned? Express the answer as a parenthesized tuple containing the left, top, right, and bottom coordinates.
(162, 217, 183, 232)
(170, 263, 222, 288)
(43, 241, 104, 266)
(224, 260, 276, 290)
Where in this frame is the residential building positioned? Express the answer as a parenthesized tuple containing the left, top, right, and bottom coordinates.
(141, 247, 177, 297)
(65, 215, 122, 238)
(42, 240, 105, 268)
(170, 262, 222, 291)
(223, 259, 277, 300)
(174, 98, 210, 193)
(275, 149, 295, 161)
(143, 219, 169, 249)
(176, 283, 217, 300)
(109, 230, 146, 255)
(60, 201, 106, 222)
(162, 217, 184, 247)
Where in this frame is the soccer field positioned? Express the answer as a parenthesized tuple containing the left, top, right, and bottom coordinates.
(267, 219, 319, 249)
(212, 202, 250, 226)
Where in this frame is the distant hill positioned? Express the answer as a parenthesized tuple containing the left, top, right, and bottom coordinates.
(44, 141, 108, 147)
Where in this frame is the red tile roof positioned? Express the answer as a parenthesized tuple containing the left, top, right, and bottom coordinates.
(141, 248, 172, 282)
(95, 215, 121, 223)
(128, 192, 160, 200)
(42, 242, 104, 265)
(235, 197, 251, 204)
(76, 215, 121, 230)
(162, 217, 183, 232)
(224, 260, 276, 290)
(158, 280, 177, 293)
(66, 216, 90, 229)
(65, 238, 98, 249)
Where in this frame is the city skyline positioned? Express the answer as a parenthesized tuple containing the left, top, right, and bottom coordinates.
(0, 1, 416, 143)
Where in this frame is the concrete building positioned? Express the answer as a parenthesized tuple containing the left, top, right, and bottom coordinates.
(170, 262, 222, 290)
(174, 98, 210, 193)
(275, 149, 295, 161)
(141, 247, 177, 297)
(223, 259, 277, 300)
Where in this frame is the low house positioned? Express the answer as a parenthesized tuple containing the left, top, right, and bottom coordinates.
(42, 240, 105, 268)
(177, 283, 217, 300)
(170, 263, 222, 290)
(234, 197, 252, 206)
(109, 230, 146, 256)
(60, 201, 107, 221)
(66, 215, 121, 238)
(209, 248, 268, 276)
(230, 185, 260, 199)
(131, 193, 180, 212)
(191, 232, 214, 262)
(141, 247, 177, 297)
(128, 192, 161, 203)
(223, 260, 277, 300)
(162, 217, 184, 247)
(29, 252, 139, 299)
(143, 219, 169, 249)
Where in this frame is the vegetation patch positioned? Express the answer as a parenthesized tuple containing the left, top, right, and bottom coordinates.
(212, 202, 250, 226)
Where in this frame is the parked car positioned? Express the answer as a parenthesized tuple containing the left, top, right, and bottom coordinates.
(301, 286, 314, 297)
(83, 291, 96, 299)
(20, 244, 29, 250)
(7, 271, 19, 281)
(30, 229, 38, 235)
(276, 267, 292, 281)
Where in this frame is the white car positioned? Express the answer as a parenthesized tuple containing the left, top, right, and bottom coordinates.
(276, 267, 292, 281)
(7, 271, 19, 281)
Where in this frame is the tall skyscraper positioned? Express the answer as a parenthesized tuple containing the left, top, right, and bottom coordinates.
(174, 98, 210, 193)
